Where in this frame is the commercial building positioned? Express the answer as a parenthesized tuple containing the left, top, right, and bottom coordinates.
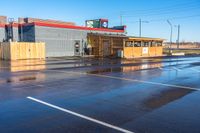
(20, 20, 125, 57)
(0, 16, 164, 59)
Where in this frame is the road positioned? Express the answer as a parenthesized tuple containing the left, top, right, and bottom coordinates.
(0, 56, 200, 133)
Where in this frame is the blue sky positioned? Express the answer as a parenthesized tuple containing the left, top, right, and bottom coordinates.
(1, 0, 200, 42)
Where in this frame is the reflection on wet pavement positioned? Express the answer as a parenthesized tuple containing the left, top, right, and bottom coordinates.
(0, 59, 46, 72)
(0, 56, 200, 133)
(87, 63, 162, 74)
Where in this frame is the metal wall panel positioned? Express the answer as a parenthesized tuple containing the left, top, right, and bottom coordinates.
(0, 27, 5, 42)
(22, 24, 124, 57)
(13, 27, 19, 42)
(35, 26, 87, 57)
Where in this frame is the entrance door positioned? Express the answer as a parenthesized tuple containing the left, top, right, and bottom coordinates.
(103, 40, 111, 57)
(74, 41, 80, 56)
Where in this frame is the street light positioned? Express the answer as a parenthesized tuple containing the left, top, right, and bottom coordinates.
(139, 18, 149, 37)
(175, 24, 180, 49)
(167, 20, 173, 53)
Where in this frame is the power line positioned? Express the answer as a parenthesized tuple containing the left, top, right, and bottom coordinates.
(95, 1, 200, 26)
(121, 1, 200, 15)
(123, 6, 200, 18)
(91, 1, 200, 19)
(150, 14, 200, 22)
(122, 14, 200, 24)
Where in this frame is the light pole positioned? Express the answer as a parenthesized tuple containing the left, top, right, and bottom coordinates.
(139, 18, 149, 37)
(175, 24, 180, 49)
(167, 20, 173, 53)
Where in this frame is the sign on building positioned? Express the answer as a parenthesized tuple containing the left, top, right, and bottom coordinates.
(142, 47, 149, 54)
(86, 19, 108, 28)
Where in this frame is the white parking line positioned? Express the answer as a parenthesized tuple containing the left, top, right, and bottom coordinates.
(172, 67, 182, 71)
(45, 70, 200, 91)
(158, 66, 182, 71)
(27, 96, 134, 133)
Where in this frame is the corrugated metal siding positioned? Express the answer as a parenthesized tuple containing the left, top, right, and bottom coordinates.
(13, 27, 19, 42)
(35, 26, 87, 57)
(21, 24, 124, 57)
(0, 27, 5, 42)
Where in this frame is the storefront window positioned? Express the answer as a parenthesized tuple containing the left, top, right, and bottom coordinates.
(134, 41, 141, 47)
(125, 41, 133, 47)
(157, 42, 162, 46)
(151, 41, 157, 47)
(142, 42, 149, 47)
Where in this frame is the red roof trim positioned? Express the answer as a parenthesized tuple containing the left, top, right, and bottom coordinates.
(0, 24, 5, 28)
(32, 22, 124, 33)
(5, 23, 19, 28)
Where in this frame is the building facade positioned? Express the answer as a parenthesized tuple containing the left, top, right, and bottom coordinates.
(21, 22, 125, 57)
(0, 24, 5, 42)
(0, 16, 164, 59)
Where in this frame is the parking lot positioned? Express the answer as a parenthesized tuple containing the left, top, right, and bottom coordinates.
(0, 56, 200, 133)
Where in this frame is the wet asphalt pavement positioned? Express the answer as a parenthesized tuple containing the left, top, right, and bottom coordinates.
(0, 56, 200, 133)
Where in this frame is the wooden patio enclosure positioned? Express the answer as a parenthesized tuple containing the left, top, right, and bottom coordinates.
(87, 34, 125, 57)
(87, 34, 164, 58)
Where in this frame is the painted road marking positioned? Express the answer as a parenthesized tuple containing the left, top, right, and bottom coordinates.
(158, 66, 182, 71)
(45, 70, 200, 91)
(27, 96, 134, 133)
(172, 67, 182, 71)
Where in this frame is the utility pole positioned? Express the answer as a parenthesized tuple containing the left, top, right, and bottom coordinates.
(139, 18, 149, 37)
(139, 18, 141, 37)
(167, 20, 173, 53)
(177, 25, 180, 49)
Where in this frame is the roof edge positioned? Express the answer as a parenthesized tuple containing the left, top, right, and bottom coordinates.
(128, 36, 165, 41)
(31, 22, 125, 33)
